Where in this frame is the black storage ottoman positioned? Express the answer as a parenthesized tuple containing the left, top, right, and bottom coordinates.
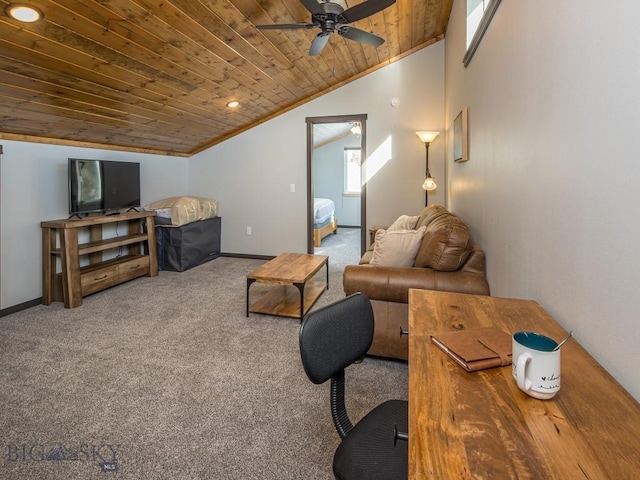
(155, 216, 221, 272)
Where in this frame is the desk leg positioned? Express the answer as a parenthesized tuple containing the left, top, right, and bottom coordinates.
(246, 278, 256, 317)
(294, 282, 305, 320)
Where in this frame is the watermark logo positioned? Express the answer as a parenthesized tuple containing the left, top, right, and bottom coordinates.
(7, 443, 122, 473)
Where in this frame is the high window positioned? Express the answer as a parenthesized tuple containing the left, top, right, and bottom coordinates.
(464, 0, 502, 67)
(467, 0, 491, 49)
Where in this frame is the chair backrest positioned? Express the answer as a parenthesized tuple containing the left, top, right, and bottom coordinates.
(299, 293, 374, 385)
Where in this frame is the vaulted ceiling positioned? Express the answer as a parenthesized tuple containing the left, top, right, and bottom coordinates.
(0, 0, 452, 156)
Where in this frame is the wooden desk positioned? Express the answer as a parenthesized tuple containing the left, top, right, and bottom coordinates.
(408, 290, 640, 479)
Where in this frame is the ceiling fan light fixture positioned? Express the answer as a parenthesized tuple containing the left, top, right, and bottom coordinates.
(226, 100, 240, 108)
(256, 0, 395, 56)
(5, 3, 43, 22)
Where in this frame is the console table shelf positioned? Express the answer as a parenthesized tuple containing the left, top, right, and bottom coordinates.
(41, 211, 158, 308)
(50, 233, 149, 256)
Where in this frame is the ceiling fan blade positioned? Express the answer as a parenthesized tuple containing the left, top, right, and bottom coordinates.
(300, 0, 324, 14)
(342, 0, 396, 23)
(256, 23, 316, 30)
(338, 26, 385, 47)
(309, 33, 331, 56)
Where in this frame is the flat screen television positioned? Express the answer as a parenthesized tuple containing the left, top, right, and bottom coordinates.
(68, 159, 141, 216)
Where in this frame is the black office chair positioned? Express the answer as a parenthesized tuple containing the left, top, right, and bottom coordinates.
(299, 293, 408, 480)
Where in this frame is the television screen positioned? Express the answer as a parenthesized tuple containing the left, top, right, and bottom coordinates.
(69, 159, 141, 215)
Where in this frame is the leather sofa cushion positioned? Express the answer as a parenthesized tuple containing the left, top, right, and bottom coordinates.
(416, 204, 449, 230)
(415, 213, 473, 271)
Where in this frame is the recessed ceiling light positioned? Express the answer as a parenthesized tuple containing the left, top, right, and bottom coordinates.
(226, 100, 240, 108)
(5, 4, 44, 22)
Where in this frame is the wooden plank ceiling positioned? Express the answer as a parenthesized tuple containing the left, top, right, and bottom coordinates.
(0, 0, 452, 156)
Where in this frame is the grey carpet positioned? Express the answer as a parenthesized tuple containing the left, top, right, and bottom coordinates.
(314, 227, 363, 267)
(0, 235, 407, 479)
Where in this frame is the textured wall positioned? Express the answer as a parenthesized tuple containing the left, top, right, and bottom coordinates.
(444, 0, 640, 400)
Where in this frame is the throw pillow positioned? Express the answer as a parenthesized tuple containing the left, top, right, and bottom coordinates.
(370, 226, 427, 267)
(388, 215, 419, 231)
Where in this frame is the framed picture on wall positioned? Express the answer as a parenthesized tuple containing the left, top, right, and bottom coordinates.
(454, 107, 469, 162)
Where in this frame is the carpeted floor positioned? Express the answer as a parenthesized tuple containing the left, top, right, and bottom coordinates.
(314, 226, 362, 267)
(0, 233, 407, 480)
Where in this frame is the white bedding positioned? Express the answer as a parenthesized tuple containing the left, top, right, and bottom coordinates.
(314, 198, 335, 224)
(144, 196, 218, 227)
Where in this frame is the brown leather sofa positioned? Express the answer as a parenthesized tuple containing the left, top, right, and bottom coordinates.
(343, 205, 490, 360)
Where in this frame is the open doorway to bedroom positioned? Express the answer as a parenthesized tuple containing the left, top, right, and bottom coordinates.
(306, 114, 367, 269)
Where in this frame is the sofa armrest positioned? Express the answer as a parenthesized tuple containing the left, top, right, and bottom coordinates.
(343, 264, 490, 303)
(459, 246, 486, 275)
(368, 225, 388, 249)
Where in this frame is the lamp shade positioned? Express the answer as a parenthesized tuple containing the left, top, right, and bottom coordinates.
(416, 131, 440, 144)
(422, 175, 437, 191)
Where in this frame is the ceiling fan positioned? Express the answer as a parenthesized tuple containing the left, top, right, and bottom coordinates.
(256, 0, 396, 56)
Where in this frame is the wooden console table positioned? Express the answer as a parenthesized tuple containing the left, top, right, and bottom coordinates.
(408, 290, 640, 479)
(41, 211, 158, 308)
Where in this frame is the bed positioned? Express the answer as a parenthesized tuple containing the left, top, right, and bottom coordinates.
(313, 198, 338, 247)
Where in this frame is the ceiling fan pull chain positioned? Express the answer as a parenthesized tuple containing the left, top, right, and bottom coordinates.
(332, 35, 336, 76)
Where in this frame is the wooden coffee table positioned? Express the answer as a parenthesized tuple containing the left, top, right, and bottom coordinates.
(246, 253, 329, 320)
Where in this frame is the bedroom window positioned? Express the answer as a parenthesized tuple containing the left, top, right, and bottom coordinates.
(344, 148, 361, 195)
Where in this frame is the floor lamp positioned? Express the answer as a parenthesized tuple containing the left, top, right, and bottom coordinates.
(415, 131, 440, 206)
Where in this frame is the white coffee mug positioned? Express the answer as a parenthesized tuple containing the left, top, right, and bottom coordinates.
(512, 331, 561, 400)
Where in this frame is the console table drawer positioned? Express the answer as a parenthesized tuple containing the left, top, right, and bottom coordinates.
(81, 265, 120, 295)
(118, 256, 150, 281)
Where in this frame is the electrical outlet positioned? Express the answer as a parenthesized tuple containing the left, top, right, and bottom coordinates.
(290, 183, 295, 193)
(246, 226, 252, 235)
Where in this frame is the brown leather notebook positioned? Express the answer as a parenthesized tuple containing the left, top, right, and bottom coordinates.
(431, 327, 512, 372)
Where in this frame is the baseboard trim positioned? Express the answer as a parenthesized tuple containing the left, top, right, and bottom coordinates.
(1, 254, 272, 315)
(0, 298, 42, 317)
(221, 253, 275, 261)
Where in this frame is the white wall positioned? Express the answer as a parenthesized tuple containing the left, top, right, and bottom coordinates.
(0, 140, 188, 309)
(313, 134, 361, 227)
(188, 43, 446, 255)
(445, 0, 640, 400)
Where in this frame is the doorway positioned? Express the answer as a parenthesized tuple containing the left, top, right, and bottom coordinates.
(305, 114, 367, 257)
